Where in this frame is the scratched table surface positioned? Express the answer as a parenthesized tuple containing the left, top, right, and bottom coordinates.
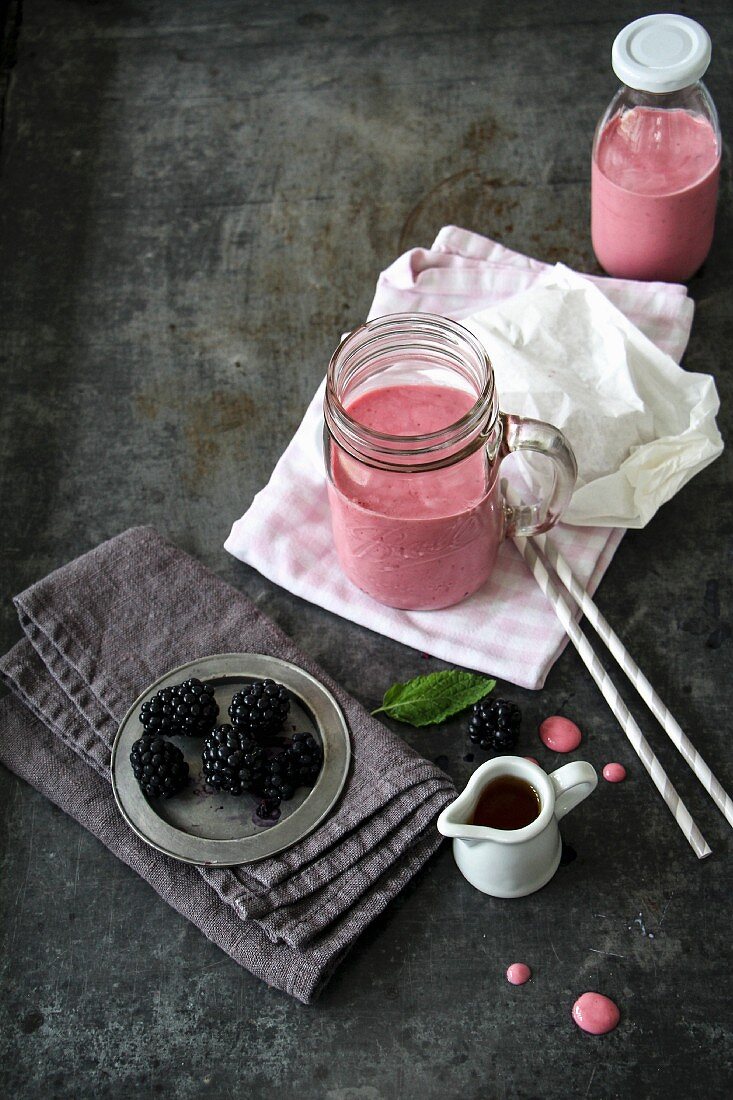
(1, 2, 731, 1097)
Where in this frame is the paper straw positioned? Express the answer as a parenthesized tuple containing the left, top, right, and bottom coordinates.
(535, 532, 733, 832)
(513, 534, 712, 860)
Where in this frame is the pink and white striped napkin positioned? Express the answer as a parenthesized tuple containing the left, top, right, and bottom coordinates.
(225, 227, 695, 689)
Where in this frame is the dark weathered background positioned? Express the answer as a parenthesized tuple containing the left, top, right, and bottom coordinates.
(1, 1, 731, 1097)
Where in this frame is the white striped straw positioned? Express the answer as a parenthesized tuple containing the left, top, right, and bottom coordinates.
(513, 534, 712, 860)
(535, 531, 733, 832)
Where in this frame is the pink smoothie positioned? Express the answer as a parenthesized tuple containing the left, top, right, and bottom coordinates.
(571, 992, 621, 1035)
(592, 106, 720, 281)
(506, 963, 531, 986)
(327, 384, 502, 610)
(539, 716, 582, 753)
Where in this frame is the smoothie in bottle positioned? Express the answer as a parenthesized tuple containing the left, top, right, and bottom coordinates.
(591, 14, 721, 283)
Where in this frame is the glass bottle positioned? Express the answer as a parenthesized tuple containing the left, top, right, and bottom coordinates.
(591, 14, 721, 282)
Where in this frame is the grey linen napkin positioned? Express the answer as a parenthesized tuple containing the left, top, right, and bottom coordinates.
(0, 527, 455, 1003)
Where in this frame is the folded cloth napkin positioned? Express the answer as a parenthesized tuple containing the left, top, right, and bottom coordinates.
(0, 527, 455, 1003)
(225, 227, 697, 689)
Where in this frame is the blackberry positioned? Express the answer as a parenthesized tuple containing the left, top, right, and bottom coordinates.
(138, 686, 179, 737)
(468, 699, 521, 753)
(130, 736, 189, 799)
(228, 679, 290, 738)
(251, 751, 296, 804)
(283, 732, 323, 788)
(139, 677, 219, 738)
(171, 678, 219, 735)
(202, 724, 264, 795)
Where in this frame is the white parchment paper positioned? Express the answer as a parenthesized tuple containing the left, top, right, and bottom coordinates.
(463, 265, 723, 528)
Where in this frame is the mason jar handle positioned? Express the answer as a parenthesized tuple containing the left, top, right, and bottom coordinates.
(499, 413, 577, 538)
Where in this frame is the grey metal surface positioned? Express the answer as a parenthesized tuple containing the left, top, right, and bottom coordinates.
(1, 2, 731, 1098)
(111, 653, 350, 865)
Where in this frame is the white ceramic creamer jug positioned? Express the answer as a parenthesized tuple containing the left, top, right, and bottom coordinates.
(437, 756, 597, 898)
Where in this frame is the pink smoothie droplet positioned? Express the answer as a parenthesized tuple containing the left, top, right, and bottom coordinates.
(603, 762, 627, 783)
(506, 963, 531, 986)
(539, 716, 582, 753)
(572, 992, 620, 1035)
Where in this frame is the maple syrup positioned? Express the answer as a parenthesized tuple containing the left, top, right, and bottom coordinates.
(471, 775, 541, 830)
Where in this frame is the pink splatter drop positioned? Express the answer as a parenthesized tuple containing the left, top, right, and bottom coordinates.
(572, 992, 620, 1034)
(506, 963, 531, 986)
(539, 716, 582, 753)
(603, 762, 627, 783)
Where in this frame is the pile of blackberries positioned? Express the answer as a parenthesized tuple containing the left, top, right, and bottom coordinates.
(129, 676, 323, 820)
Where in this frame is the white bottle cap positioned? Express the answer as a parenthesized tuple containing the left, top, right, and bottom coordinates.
(612, 14, 711, 93)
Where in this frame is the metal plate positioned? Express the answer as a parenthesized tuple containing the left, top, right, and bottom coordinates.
(111, 653, 351, 866)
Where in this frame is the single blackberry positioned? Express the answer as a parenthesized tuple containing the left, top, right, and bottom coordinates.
(139, 677, 219, 738)
(269, 754, 295, 799)
(251, 750, 296, 803)
(202, 724, 264, 795)
(138, 686, 179, 737)
(170, 678, 219, 736)
(468, 699, 521, 753)
(130, 736, 189, 799)
(282, 732, 323, 789)
(228, 679, 290, 738)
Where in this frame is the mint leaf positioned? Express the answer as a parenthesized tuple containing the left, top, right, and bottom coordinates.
(372, 670, 496, 727)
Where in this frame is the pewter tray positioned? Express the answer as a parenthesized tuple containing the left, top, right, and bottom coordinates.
(111, 653, 351, 866)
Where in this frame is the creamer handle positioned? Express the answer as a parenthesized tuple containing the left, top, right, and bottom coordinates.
(549, 761, 598, 821)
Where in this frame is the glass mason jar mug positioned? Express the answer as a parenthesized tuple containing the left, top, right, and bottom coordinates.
(323, 314, 577, 611)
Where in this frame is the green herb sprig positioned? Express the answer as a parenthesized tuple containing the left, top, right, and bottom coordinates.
(372, 670, 496, 727)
